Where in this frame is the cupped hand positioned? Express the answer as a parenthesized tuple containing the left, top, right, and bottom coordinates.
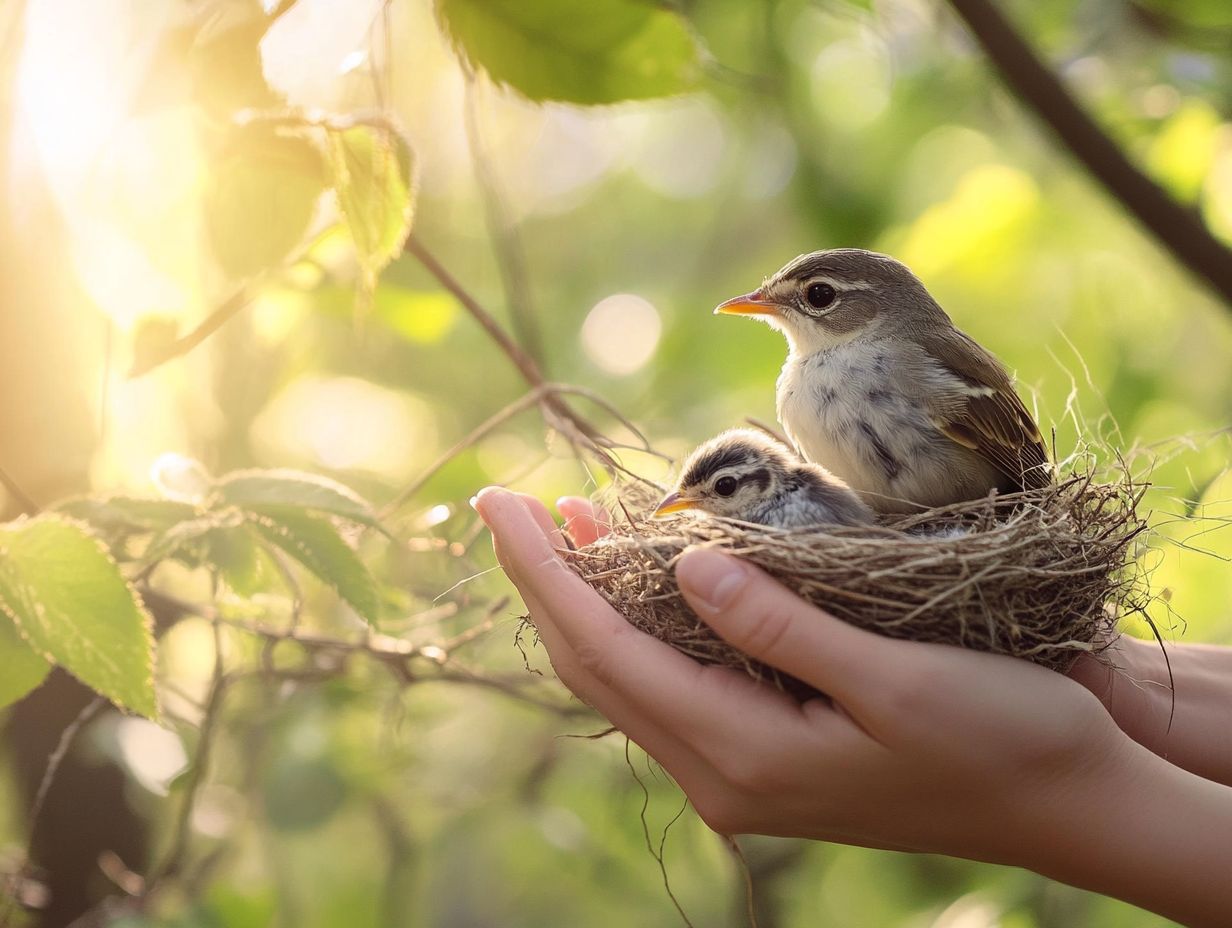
(473, 487, 1136, 864)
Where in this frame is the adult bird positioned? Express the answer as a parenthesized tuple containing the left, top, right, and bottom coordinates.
(715, 249, 1051, 513)
(654, 429, 873, 528)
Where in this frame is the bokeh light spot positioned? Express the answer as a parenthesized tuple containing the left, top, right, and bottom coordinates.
(251, 376, 435, 478)
(150, 452, 211, 503)
(810, 33, 892, 133)
(115, 718, 188, 796)
(580, 294, 662, 376)
(628, 98, 727, 199)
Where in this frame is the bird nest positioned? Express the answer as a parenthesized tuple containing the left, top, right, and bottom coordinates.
(564, 469, 1150, 692)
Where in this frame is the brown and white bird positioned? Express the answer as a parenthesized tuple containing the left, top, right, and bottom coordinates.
(715, 249, 1050, 513)
(654, 429, 874, 528)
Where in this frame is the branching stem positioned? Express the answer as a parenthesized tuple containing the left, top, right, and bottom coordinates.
(944, 0, 1232, 307)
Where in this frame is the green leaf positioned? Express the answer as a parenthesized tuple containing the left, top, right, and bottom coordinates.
(0, 609, 50, 710)
(206, 126, 327, 279)
(56, 496, 201, 534)
(437, 0, 704, 104)
(142, 509, 245, 570)
(0, 517, 157, 717)
(327, 125, 415, 293)
(205, 524, 271, 597)
(248, 509, 380, 623)
(214, 469, 383, 528)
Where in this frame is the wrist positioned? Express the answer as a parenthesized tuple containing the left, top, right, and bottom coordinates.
(1023, 732, 1232, 926)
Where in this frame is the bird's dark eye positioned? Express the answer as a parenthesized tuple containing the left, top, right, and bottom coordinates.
(714, 476, 738, 497)
(806, 282, 837, 309)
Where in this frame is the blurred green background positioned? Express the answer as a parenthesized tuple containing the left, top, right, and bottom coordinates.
(2, 0, 1231, 925)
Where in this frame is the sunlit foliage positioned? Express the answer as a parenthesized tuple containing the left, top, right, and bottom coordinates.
(1, 0, 1231, 924)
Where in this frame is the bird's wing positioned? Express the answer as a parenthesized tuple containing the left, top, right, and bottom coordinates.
(917, 329, 1052, 490)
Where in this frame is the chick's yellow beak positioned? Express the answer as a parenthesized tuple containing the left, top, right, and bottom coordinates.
(714, 289, 779, 317)
(653, 491, 702, 517)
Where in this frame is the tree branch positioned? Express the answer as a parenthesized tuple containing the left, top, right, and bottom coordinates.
(405, 235, 547, 389)
(0, 463, 38, 514)
(944, 0, 1232, 307)
(1, 696, 105, 927)
(128, 284, 255, 379)
(464, 79, 546, 368)
(404, 236, 664, 484)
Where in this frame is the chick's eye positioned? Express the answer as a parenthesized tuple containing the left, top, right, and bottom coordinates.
(714, 476, 738, 497)
(806, 282, 837, 309)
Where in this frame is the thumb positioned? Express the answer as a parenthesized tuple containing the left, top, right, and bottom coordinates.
(676, 547, 886, 703)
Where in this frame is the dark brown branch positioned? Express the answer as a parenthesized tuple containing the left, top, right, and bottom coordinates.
(381, 382, 657, 518)
(145, 664, 229, 886)
(405, 235, 548, 390)
(128, 285, 255, 379)
(404, 236, 663, 484)
(0, 462, 38, 514)
(464, 80, 546, 367)
(944, 0, 1232, 307)
(1, 697, 105, 927)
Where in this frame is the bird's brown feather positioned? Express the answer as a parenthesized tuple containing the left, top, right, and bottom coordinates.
(918, 329, 1051, 491)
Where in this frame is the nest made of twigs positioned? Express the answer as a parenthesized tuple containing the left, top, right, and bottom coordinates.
(565, 470, 1149, 692)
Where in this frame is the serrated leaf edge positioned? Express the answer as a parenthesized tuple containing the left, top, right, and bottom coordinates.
(245, 510, 381, 624)
(214, 467, 374, 510)
(0, 542, 54, 705)
(0, 515, 160, 719)
(326, 124, 418, 282)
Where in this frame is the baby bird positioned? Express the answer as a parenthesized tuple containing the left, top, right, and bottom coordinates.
(715, 249, 1051, 513)
(653, 429, 874, 528)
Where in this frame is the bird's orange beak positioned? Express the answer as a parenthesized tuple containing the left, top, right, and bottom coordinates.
(653, 491, 702, 517)
(714, 289, 780, 317)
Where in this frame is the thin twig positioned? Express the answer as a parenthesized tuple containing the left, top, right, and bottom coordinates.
(381, 382, 656, 518)
(724, 836, 761, 928)
(26, 696, 105, 849)
(1, 697, 106, 927)
(464, 77, 545, 367)
(128, 284, 256, 379)
(0, 463, 38, 514)
(406, 235, 544, 383)
(407, 235, 664, 485)
(626, 739, 695, 928)
(145, 625, 229, 887)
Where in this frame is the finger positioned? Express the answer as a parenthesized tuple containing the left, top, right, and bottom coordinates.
(556, 496, 612, 546)
(676, 548, 896, 711)
(473, 488, 811, 759)
(511, 491, 568, 548)
(506, 555, 723, 796)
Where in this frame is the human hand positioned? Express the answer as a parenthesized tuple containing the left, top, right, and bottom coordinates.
(1070, 634, 1232, 788)
(565, 493, 1232, 790)
(475, 488, 1232, 926)
(479, 489, 1124, 851)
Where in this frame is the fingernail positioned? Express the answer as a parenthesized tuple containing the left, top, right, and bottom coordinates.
(678, 549, 748, 613)
(471, 486, 508, 514)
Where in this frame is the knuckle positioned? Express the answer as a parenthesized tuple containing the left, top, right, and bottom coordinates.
(545, 654, 599, 706)
(572, 637, 617, 689)
(729, 602, 794, 659)
(878, 665, 937, 717)
(692, 795, 748, 836)
(534, 552, 573, 578)
(717, 752, 778, 796)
